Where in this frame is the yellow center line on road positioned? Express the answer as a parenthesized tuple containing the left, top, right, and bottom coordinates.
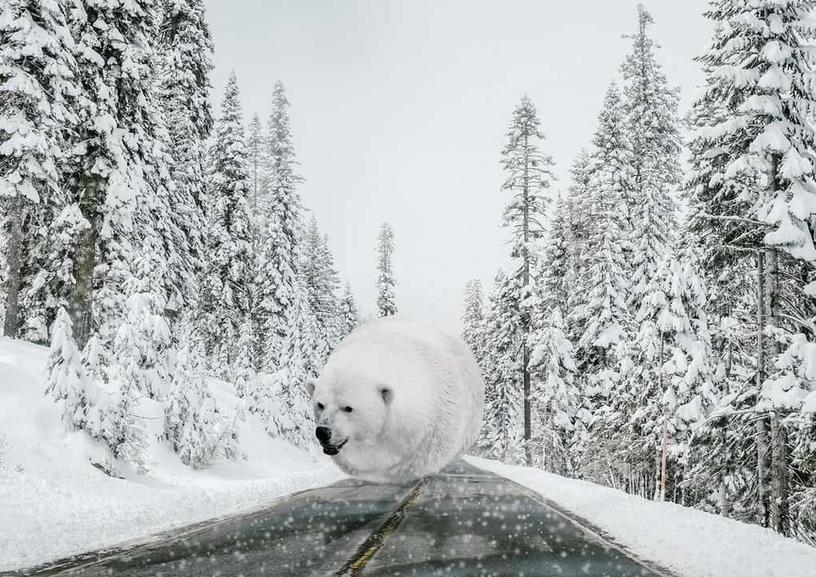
(334, 478, 428, 576)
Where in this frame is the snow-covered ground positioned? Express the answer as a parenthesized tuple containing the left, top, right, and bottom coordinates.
(469, 456, 816, 577)
(0, 337, 345, 572)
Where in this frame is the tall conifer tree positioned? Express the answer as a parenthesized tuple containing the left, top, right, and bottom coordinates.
(500, 96, 555, 465)
(201, 72, 254, 377)
(376, 222, 398, 317)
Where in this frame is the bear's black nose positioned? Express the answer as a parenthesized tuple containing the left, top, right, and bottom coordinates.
(315, 426, 332, 443)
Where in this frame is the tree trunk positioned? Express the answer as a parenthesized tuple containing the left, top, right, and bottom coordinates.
(718, 425, 730, 518)
(70, 175, 100, 350)
(756, 250, 771, 527)
(522, 132, 532, 466)
(765, 247, 788, 535)
(763, 152, 789, 534)
(770, 412, 788, 534)
(3, 193, 23, 337)
(523, 343, 531, 465)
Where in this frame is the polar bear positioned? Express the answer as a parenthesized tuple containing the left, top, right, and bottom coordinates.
(306, 317, 484, 483)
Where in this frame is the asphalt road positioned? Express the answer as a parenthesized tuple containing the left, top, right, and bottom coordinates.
(20, 461, 669, 577)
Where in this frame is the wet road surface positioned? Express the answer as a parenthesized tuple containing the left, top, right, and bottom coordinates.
(19, 461, 670, 577)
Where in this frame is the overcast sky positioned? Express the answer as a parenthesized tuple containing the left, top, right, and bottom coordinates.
(204, 0, 712, 332)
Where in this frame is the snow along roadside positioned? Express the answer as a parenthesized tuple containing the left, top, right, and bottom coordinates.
(466, 456, 816, 577)
(0, 459, 344, 572)
(0, 335, 347, 572)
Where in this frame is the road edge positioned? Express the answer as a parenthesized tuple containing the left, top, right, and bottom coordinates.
(467, 460, 684, 577)
(5, 483, 338, 577)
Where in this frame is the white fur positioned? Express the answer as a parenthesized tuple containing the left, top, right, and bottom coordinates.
(309, 317, 484, 483)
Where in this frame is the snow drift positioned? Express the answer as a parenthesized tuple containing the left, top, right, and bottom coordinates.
(308, 317, 485, 482)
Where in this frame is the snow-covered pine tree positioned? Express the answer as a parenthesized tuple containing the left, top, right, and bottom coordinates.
(682, 20, 756, 455)
(61, 0, 177, 345)
(376, 222, 397, 317)
(628, 247, 717, 501)
(527, 191, 583, 475)
(103, 258, 171, 469)
(477, 271, 524, 463)
(337, 281, 359, 339)
(45, 307, 95, 431)
(565, 148, 593, 273)
(232, 315, 257, 401)
(563, 149, 595, 345)
(682, 9, 768, 526)
(571, 84, 635, 483)
(111, 249, 172, 400)
(302, 215, 341, 362)
(500, 95, 555, 465)
(574, 83, 633, 381)
(780, 276, 816, 541)
(268, 277, 322, 447)
(155, 0, 214, 312)
(529, 307, 580, 477)
(685, 0, 816, 537)
(164, 316, 238, 469)
(256, 81, 304, 370)
(35, 0, 186, 466)
(535, 194, 572, 312)
(245, 114, 267, 214)
(621, 4, 681, 309)
(0, 0, 78, 338)
(200, 72, 254, 378)
(461, 279, 485, 360)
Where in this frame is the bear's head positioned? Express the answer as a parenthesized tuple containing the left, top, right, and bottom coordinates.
(306, 372, 393, 458)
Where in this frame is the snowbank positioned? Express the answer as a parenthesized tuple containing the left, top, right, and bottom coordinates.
(468, 456, 816, 577)
(0, 337, 344, 572)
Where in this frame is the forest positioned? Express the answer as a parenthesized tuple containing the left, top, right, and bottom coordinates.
(467, 3, 816, 545)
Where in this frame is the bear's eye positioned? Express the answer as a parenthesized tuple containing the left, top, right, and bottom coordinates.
(342, 406, 353, 413)
(316, 402, 324, 411)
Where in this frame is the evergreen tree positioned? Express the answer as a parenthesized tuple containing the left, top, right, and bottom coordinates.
(256, 81, 303, 370)
(0, 0, 78, 338)
(570, 86, 635, 484)
(529, 308, 580, 476)
(536, 194, 572, 312)
(245, 113, 267, 214)
(565, 148, 594, 273)
(104, 277, 171, 469)
(461, 279, 485, 359)
(564, 149, 594, 344)
(621, 4, 682, 306)
(574, 83, 633, 378)
(165, 318, 238, 469)
(500, 95, 555, 465)
(528, 194, 582, 476)
(200, 72, 254, 377)
(477, 271, 524, 463)
(302, 215, 341, 361)
(337, 281, 359, 338)
(376, 222, 397, 317)
(45, 308, 94, 431)
(36, 0, 185, 466)
(684, 0, 816, 536)
(626, 248, 717, 499)
(269, 277, 322, 447)
(232, 315, 257, 400)
(155, 0, 214, 312)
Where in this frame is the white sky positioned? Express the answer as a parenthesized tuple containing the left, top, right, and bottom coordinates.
(205, 0, 712, 332)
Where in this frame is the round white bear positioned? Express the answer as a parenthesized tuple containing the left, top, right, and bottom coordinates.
(307, 317, 484, 483)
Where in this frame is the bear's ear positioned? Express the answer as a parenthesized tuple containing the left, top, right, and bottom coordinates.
(378, 385, 393, 405)
(304, 377, 317, 397)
